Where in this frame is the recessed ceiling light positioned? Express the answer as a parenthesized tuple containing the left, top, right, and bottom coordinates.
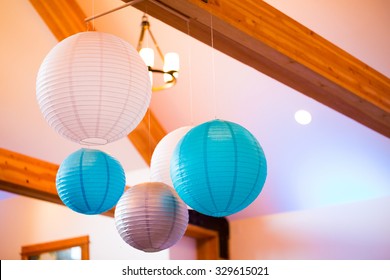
(295, 110, 312, 125)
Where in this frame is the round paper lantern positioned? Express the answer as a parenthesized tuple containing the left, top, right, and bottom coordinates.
(56, 148, 125, 215)
(150, 126, 193, 186)
(36, 31, 151, 145)
(170, 119, 267, 217)
(115, 182, 188, 252)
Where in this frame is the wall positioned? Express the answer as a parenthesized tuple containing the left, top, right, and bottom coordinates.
(2, 193, 389, 260)
(170, 236, 197, 260)
(230, 196, 390, 259)
(0, 194, 168, 260)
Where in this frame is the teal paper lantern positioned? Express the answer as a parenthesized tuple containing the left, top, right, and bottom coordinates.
(170, 119, 267, 217)
(56, 148, 126, 215)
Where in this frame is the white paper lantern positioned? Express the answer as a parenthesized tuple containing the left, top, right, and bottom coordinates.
(36, 31, 152, 145)
(150, 126, 193, 186)
(115, 182, 189, 252)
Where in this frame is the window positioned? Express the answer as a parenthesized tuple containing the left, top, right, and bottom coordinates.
(21, 235, 89, 260)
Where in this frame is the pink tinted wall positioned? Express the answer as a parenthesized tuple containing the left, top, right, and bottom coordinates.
(230, 196, 390, 259)
(170, 236, 197, 260)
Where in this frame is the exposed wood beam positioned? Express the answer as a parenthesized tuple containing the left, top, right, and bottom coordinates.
(29, 0, 87, 41)
(0, 147, 220, 259)
(125, 0, 390, 137)
(29, 0, 167, 164)
(0, 148, 60, 205)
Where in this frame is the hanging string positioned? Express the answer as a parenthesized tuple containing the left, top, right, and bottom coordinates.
(86, 0, 95, 31)
(143, 1, 151, 178)
(144, 3, 150, 48)
(187, 21, 194, 126)
(145, 4, 152, 177)
(91, 0, 95, 30)
(148, 108, 152, 181)
(210, 13, 217, 119)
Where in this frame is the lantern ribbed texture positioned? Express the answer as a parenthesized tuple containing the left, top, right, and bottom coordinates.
(115, 182, 189, 252)
(36, 31, 151, 145)
(170, 119, 267, 217)
(56, 148, 125, 215)
(150, 126, 193, 187)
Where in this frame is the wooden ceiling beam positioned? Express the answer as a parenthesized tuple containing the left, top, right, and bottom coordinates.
(126, 0, 390, 137)
(29, 0, 167, 165)
(0, 148, 60, 205)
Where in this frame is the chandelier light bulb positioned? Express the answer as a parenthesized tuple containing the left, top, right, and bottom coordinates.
(139, 48, 155, 67)
(163, 52, 180, 82)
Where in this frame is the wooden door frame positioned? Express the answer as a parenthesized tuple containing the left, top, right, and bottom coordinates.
(21, 235, 90, 260)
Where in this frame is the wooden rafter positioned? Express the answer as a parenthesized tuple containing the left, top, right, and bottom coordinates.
(0, 148, 59, 205)
(125, 0, 390, 137)
(28, 0, 167, 165)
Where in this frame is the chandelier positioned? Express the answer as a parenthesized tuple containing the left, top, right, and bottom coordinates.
(137, 15, 179, 91)
(84, 1, 181, 92)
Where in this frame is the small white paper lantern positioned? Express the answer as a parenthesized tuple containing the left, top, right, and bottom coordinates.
(150, 126, 193, 186)
(115, 182, 189, 252)
(36, 31, 152, 145)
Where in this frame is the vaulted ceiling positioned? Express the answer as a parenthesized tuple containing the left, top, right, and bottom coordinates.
(1, 0, 389, 220)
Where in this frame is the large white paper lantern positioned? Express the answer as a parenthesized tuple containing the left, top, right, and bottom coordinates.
(36, 31, 152, 145)
(150, 126, 193, 186)
(115, 182, 188, 252)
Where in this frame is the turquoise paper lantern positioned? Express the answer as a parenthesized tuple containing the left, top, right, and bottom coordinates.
(170, 119, 267, 217)
(56, 148, 126, 215)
